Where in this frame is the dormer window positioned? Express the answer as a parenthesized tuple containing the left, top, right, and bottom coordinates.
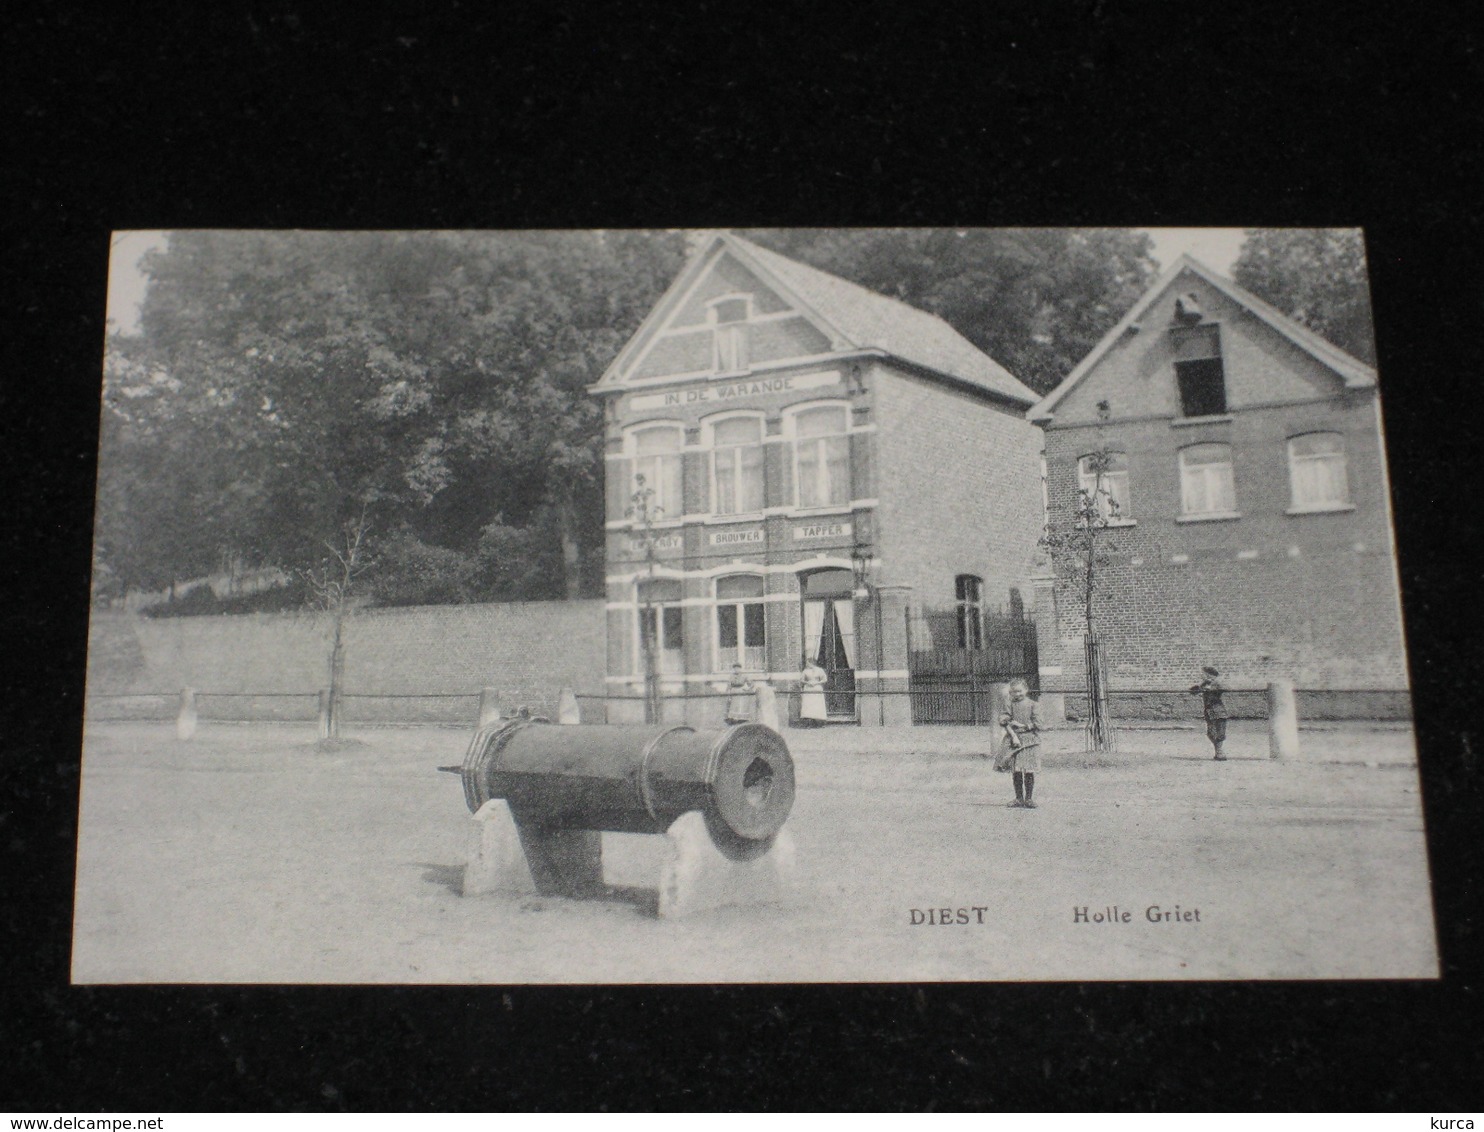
(709, 295, 752, 373)
(1171, 322, 1226, 417)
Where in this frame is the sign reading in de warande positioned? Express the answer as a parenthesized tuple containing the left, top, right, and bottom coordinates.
(627, 370, 840, 412)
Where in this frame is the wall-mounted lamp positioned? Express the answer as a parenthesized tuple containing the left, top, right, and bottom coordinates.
(850, 543, 872, 600)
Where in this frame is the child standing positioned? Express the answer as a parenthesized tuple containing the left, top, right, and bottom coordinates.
(999, 678, 1044, 808)
(1189, 665, 1228, 760)
(723, 663, 755, 725)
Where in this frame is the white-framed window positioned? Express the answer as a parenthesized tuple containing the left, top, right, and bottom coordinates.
(1179, 443, 1237, 516)
(1288, 432, 1350, 509)
(709, 295, 752, 373)
(709, 414, 765, 515)
(715, 574, 767, 671)
(955, 574, 983, 650)
(1078, 451, 1131, 521)
(637, 577, 685, 676)
(791, 404, 851, 508)
(629, 423, 684, 517)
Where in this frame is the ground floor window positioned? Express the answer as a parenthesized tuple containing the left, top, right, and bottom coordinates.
(955, 574, 983, 649)
(716, 574, 766, 670)
(637, 578, 684, 676)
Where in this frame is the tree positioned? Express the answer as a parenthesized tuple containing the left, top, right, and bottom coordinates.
(740, 228, 1158, 395)
(300, 508, 375, 742)
(102, 230, 688, 608)
(1040, 447, 1123, 752)
(96, 329, 266, 600)
(102, 228, 1148, 608)
(626, 474, 665, 724)
(1232, 229, 1376, 364)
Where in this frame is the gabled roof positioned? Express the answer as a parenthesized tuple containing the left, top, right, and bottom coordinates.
(595, 231, 1039, 407)
(1030, 254, 1377, 422)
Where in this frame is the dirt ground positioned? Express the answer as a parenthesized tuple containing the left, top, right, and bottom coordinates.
(70, 719, 1438, 984)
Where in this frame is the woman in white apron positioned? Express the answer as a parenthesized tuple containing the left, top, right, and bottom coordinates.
(799, 659, 828, 725)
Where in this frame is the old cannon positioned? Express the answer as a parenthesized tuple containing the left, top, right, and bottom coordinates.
(457, 718, 796, 900)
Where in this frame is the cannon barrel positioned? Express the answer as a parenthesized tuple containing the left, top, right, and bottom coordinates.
(460, 719, 795, 857)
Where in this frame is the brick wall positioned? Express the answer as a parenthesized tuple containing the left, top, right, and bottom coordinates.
(1040, 401, 1410, 698)
(1036, 269, 1410, 711)
(86, 600, 607, 722)
(873, 362, 1043, 610)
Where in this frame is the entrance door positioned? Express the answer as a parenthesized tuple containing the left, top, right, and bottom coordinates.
(802, 569, 857, 721)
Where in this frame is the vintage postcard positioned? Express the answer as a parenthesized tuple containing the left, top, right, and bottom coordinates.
(74, 228, 1436, 983)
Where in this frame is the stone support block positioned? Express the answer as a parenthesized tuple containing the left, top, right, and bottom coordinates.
(657, 811, 797, 919)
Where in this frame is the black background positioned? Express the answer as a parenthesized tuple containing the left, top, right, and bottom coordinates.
(4, 3, 1480, 1112)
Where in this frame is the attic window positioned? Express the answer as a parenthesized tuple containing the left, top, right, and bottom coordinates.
(710, 296, 752, 373)
(712, 297, 750, 324)
(1171, 323, 1226, 417)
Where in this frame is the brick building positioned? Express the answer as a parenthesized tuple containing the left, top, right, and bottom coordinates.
(592, 233, 1044, 725)
(1029, 255, 1408, 718)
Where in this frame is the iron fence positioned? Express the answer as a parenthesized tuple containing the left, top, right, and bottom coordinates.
(85, 683, 1412, 730)
(906, 603, 1038, 723)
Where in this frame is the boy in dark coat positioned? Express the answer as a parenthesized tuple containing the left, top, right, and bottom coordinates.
(1189, 666, 1228, 760)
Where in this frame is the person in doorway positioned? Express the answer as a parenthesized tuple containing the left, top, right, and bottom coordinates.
(799, 658, 828, 726)
(724, 663, 755, 725)
(1189, 665, 1228, 760)
(1000, 678, 1044, 808)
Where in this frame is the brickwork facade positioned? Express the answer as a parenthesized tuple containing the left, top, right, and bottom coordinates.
(1034, 262, 1409, 712)
(596, 234, 1043, 724)
(873, 363, 1042, 609)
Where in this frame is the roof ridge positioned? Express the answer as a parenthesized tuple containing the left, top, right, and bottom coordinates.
(1033, 253, 1375, 420)
(726, 233, 1037, 404)
(1178, 254, 1375, 377)
(729, 233, 954, 323)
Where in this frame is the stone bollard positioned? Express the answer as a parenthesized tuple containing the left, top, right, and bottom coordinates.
(1268, 680, 1301, 760)
(558, 686, 580, 725)
(176, 687, 198, 741)
(988, 682, 1012, 727)
(754, 682, 781, 731)
(1035, 691, 1068, 728)
(317, 688, 331, 739)
(478, 687, 502, 728)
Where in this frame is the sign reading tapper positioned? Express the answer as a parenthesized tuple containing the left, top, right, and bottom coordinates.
(794, 521, 852, 541)
(628, 370, 840, 413)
